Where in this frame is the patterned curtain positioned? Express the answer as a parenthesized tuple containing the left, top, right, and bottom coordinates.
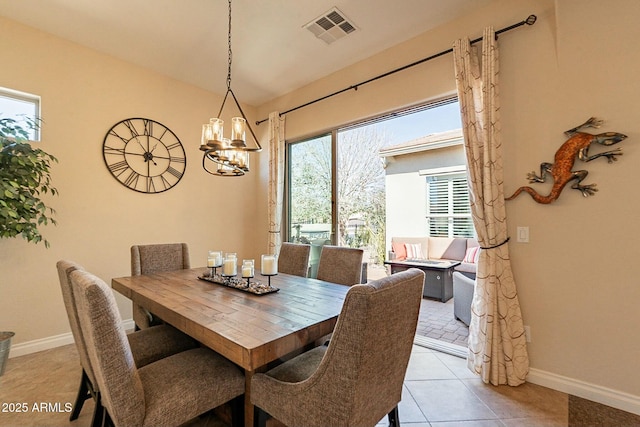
(453, 28, 529, 386)
(267, 112, 285, 255)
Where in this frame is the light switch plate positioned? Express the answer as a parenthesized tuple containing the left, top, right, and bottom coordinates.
(517, 226, 529, 243)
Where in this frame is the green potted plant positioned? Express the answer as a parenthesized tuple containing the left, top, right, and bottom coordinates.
(0, 117, 58, 247)
(0, 331, 14, 376)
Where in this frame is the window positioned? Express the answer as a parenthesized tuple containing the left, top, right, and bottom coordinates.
(424, 169, 474, 238)
(0, 87, 41, 141)
(287, 133, 334, 245)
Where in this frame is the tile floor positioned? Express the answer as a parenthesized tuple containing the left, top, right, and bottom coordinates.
(379, 345, 568, 426)
(0, 342, 570, 427)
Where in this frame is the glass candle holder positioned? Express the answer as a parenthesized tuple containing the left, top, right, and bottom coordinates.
(231, 117, 246, 146)
(200, 123, 211, 150)
(261, 254, 278, 275)
(207, 250, 223, 277)
(208, 251, 221, 266)
(210, 118, 224, 141)
(242, 259, 254, 288)
(222, 253, 237, 277)
(237, 150, 249, 171)
(202, 118, 224, 150)
(242, 259, 255, 278)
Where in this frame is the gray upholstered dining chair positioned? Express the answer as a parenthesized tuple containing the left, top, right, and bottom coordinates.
(251, 268, 425, 427)
(130, 243, 190, 329)
(69, 268, 245, 427)
(316, 245, 364, 286)
(57, 260, 198, 427)
(278, 242, 311, 277)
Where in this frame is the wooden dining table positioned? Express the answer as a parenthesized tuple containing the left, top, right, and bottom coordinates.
(111, 267, 349, 426)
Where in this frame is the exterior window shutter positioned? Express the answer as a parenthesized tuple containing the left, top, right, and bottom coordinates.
(426, 173, 474, 238)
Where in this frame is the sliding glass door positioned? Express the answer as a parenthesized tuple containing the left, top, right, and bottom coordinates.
(335, 127, 387, 280)
(287, 133, 334, 277)
(286, 127, 387, 280)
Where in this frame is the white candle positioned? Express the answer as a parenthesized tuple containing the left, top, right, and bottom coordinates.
(261, 255, 277, 275)
(242, 265, 254, 278)
(223, 255, 237, 276)
(207, 257, 215, 267)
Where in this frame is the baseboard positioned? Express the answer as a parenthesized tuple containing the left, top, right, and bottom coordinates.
(526, 367, 640, 416)
(413, 337, 639, 416)
(8, 331, 75, 358)
(8, 319, 136, 359)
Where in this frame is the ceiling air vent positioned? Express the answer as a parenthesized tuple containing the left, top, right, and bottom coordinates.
(304, 7, 357, 45)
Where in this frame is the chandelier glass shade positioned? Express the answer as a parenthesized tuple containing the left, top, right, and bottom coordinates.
(200, 0, 261, 176)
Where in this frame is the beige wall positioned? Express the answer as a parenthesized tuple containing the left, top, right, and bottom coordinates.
(258, 0, 640, 408)
(0, 17, 269, 344)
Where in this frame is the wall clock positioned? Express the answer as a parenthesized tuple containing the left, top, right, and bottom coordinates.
(102, 118, 186, 193)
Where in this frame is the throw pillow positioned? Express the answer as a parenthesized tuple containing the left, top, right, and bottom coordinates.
(391, 241, 407, 260)
(405, 243, 425, 260)
(464, 246, 480, 263)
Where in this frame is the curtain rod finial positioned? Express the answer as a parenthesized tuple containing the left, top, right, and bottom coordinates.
(525, 15, 537, 26)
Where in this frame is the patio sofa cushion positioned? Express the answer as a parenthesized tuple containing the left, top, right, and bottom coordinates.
(390, 237, 428, 261)
(391, 241, 408, 260)
(456, 240, 480, 276)
(405, 243, 424, 259)
(427, 237, 467, 260)
(464, 246, 480, 263)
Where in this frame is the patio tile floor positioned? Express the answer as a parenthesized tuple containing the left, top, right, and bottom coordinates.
(417, 297, 469, 347)
(368, 263, 469, 348)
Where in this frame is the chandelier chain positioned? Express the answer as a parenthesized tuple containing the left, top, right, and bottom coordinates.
(226, 0, 233, 89)
(200, 0, 261, 177)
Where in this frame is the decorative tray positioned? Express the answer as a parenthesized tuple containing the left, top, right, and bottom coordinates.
(197, 274, 279, 295)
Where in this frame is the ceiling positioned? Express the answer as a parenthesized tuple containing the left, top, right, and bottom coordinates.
(0, 0, 494, 106)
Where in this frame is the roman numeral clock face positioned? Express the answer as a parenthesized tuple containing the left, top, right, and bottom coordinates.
(102, 118, 186, 193)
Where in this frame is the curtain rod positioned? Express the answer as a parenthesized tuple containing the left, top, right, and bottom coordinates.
(256, 14, 537, 126)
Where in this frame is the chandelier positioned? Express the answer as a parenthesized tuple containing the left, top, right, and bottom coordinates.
(200, 0, 261, 176)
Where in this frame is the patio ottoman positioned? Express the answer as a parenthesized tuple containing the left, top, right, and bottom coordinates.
(453, 271, 475, 326)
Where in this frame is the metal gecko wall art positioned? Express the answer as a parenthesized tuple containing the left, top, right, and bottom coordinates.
(506, 117, 628, 204)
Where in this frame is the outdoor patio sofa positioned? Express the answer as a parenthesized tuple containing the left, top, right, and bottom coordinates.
(389, 236, 478, 325)
(389, 236, 478, 269)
